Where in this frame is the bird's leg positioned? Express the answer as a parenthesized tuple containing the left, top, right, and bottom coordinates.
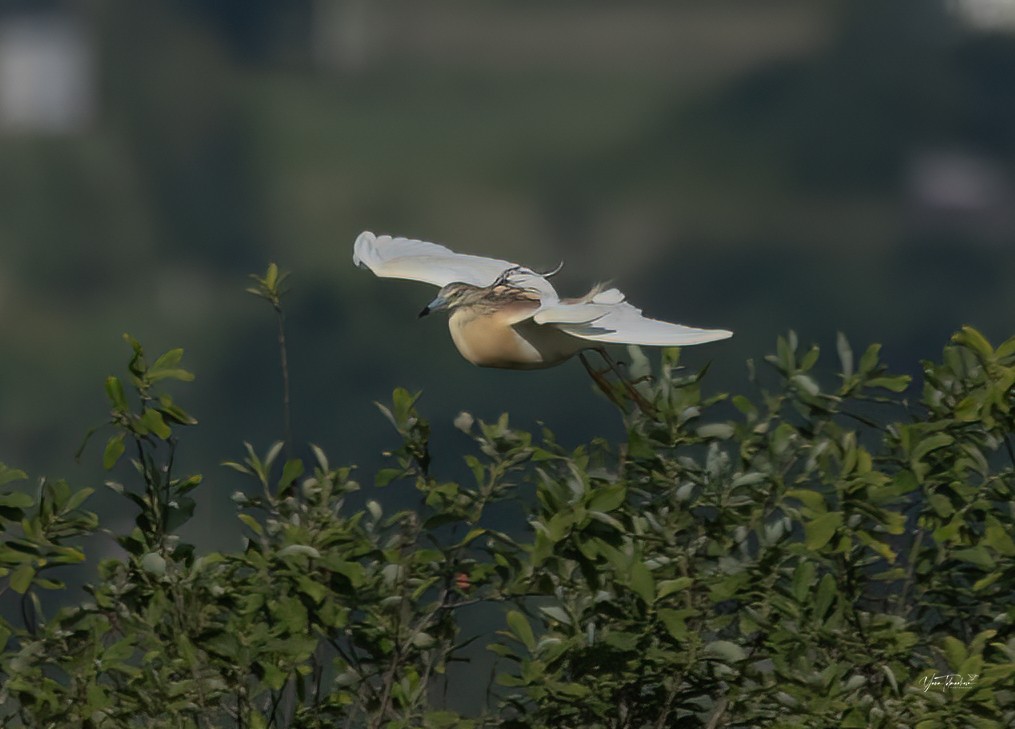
(580, 353, 627, 411)
(594, 348, 658, 417)
(579, 349, 656, 416)
(609, 357, 655, 386)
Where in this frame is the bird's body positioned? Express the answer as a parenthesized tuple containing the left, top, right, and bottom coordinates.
(352, 232, 732, 371)
(448, 295, 586, 369)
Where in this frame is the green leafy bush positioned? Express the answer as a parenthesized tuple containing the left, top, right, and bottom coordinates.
(1, 273, 1012, 727)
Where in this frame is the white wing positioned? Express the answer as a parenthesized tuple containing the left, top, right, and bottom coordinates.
(532, 286, 626, 324)
(540, 296, 733, 347)
(353, 232, 558, 299)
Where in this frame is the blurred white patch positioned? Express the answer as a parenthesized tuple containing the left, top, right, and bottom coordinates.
(907, 148, 1015, 241)
(909, 150, 1005, 213)
(0, 14, 95, 133)
(453, 411, 474, 433)
(951, 0, 1015, 30)
(312, 0, 371, 73)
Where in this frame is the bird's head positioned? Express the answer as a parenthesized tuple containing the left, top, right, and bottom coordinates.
(418, 282, 481, 318)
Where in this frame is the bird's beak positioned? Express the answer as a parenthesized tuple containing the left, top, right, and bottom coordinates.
(419, 294, 447, 318)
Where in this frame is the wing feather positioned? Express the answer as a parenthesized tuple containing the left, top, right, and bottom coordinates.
(533, 303, 613, 325)
(554, 301, 732, 346)
(353, 232, 517, 288)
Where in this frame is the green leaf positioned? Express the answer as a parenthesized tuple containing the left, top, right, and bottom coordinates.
(150, 348, 184, 372)
(297, 575, 327, 604)
(985, 516, 1015, 556)
(49, 546, 85, 565)
(881, 664, 899, 695)
(587, 484, 626, 513)
(278, 544, 321, 560)
(953, 326, 994, 362)
(792, 561, 816, 602)
(166, 496, 196, 531)
(265, 262, 279, 290)
(103, 434, 126, 470)
(140, 408, 172, 439)
(123, 333, 145, 376)
(804, 512, 842, 550)
(866, 375, 911, 392)
(310, 443, 329, 471)
(776, 333, 794, 373)
(238, 513, 263, 535)
(506, 610, 536, 652)
(658, 608, 696, 641)
(157, 394, 198, 426)
(411, 632, 436, 649)
(857, 343, 881, 375)
(836, 332, 854, 378)
(103, 637, 135, 663)
(629, 561, 656, 604)
(10, 564, 35, 593)
(222, 461, 252, 476)
(702, 640, 747, 663)
(799, 345, 820, 372)
(812, 573, 837, 618)
(603, 630, 638, 651)
(972, 572, 1001, 592)
(325, 559, 365, 588)
(732, 395, 757, 417)
(263, 441, 284, 470)
(147, 367, 195, 383)
(390, 387, 422, 429)
(0, 491, 34, 509)
(141, 552, 167, 576)
(791, 373, 820, 397)
(424, 710, 470, 729)
(953, 546, 994, 570)
(696, 423, 735, 439)
(657, 577, 693, 599)
(538, 606, 571, 626)
(910, 433, 954, 463)
(375, 468, 404, 487)
(0, 464, 29, 488)
(731, 472, 766, 488)
(279, 458, 304, 490)
(942, 636, 967, 670)
(996, 334, 1015, 361)
(786, 488, 827, 514)
(105, 376, 128, 410)
(928, 492, 953, 518)
(63, 486, 94, 513)
(454, 527, 487, 549)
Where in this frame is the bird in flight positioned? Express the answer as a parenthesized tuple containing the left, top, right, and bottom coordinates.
(353, 232, 731, 410)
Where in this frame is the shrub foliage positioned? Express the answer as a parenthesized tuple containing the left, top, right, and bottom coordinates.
(1, 297, 1013, 727)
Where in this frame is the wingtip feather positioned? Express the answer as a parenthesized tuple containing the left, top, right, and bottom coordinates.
(352, 231, 376, 269)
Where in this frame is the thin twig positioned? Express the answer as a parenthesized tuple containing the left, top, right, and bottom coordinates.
(275, 304, 292, 460)
(163, 438, 177, 536)
(704, 696, 728, 729)
(894, 526, 924, 617)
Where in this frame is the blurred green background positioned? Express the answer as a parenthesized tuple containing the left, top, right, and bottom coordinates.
(2, 0, 1014, 546)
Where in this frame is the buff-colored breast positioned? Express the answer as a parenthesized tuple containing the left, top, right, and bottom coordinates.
(447, 305, 588, 370)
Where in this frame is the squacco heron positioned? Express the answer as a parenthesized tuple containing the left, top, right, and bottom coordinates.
(353, 232, 732, 408)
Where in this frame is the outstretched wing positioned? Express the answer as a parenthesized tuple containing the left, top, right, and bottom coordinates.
(353, 232, 558, 299)
(354, 232, 511, 288)
(536, 291, 733, 347)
